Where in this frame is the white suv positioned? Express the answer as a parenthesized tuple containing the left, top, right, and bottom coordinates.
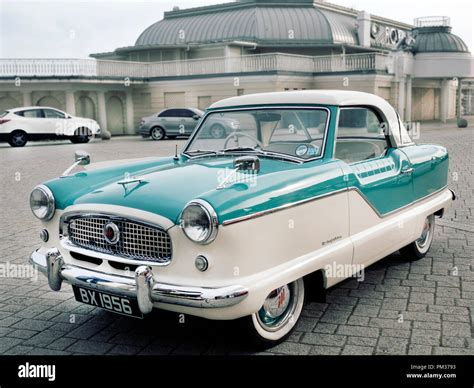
(0, 106, 101, 147)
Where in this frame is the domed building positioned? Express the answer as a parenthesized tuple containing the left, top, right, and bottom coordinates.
(0, 1, 472, 136)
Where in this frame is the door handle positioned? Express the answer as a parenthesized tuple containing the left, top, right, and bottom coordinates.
(401, 167, 414, 175)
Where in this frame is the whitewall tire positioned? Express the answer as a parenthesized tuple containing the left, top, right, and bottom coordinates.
(400, 214, 435, 260)
(249, 277, 305, 345)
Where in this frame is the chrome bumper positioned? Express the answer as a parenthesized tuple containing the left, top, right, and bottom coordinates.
(30, 248, 248, 314)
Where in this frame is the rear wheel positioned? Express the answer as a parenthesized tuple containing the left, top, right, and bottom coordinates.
(244, 278, 305, 347)
(400, 214, 435, 261)
(8, 130, 28, 147)
(210, 124, 226, 139)
(150, 127, 165, 141)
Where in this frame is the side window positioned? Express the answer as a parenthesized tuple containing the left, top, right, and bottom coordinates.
(19, 109, 44, 118)
(159, 109, 172, 118)
(335, 107, 389, 164)
(43, 109, 65, 119)
(180, 109, 195, 118)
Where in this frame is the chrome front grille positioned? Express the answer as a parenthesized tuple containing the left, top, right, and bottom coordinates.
(66, 215, 172, 263)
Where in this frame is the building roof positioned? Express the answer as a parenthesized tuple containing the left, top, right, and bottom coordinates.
(135, 0, 359, 48)
(411, 26, 469, 54)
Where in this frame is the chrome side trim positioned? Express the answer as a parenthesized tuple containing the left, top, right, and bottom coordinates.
(30, 249, 249, 312)
(222, 185, 450, 226)
(222, 188, 347, 226)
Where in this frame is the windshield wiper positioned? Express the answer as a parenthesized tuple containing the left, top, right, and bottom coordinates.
(221, 147, 302, 163)
(185, 150, 219, 156)
(219, 147, 262, 154)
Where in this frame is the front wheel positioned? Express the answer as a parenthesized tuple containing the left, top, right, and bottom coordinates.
(400, 214, 435, 261)
(210, 124, 226, 139)
(245, 278, 305, 347)
(150, 127, 165, 141)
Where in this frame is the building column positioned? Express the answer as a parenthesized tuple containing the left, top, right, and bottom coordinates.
(405, 76, 412, 123)
(125, 90, 135, 135)
(457, 78, 463, 120)
(97, 91, 111, 140)
(439, 79, 450, 123)
(65, 90, 76, 116)
(398, 77, 406, 121)
(22, 91, 32, 107)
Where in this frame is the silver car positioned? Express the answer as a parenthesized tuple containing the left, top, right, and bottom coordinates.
(138, 108, 236, 141)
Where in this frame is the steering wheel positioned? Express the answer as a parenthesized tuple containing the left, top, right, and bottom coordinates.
(223, 132, 264, 149)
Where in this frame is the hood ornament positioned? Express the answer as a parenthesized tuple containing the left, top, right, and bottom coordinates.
(117, 176, 146, 186)
(117, 174, 148, 196)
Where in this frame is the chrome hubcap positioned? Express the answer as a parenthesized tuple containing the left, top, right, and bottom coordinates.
(263, 285, 290, 318)
(257, 282, 297, 331)
(152, 129, 163, 139)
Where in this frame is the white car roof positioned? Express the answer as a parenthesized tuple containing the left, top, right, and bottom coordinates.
(209, 90, 413, 147)
(211, 90, 390, 109)
(9, 106, 63, 112)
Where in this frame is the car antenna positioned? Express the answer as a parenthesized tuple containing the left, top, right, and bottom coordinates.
(173, 144, 179, 161)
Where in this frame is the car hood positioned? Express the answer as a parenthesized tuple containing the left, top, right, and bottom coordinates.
(45, 155, 343, 225)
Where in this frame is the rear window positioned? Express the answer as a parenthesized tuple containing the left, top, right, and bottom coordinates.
(0, 111, 9, 118)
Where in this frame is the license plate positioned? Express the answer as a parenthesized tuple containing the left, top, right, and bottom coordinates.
(72, 286, 143, 319)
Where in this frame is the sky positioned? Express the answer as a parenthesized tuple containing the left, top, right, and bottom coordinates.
(0, 0, 472, 58)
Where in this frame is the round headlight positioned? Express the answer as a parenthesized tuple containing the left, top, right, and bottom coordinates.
(30, 185, 55, 220)
(180, 200, 218, 244)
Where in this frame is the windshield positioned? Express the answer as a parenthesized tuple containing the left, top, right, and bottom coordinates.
(185, 108, 329, 161)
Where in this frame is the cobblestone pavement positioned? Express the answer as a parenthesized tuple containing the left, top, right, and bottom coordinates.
(0, 126, 472, 356)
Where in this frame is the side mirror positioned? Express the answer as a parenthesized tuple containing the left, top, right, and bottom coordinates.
(75, 150, 90, 166)
(234, 155, 260, 174)
(192, 115, 200, 121)
(61, 150, 91, 177)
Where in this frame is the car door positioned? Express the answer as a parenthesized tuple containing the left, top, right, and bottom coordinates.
(334, 106, 415, 266)
(19, 108, 46, 135)
(158, 109, 179, 134)
(180, 109, 199, 135)
(43, 108, 67, 136)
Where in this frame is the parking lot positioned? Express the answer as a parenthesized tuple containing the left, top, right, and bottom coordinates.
(0, 126, 473, 355)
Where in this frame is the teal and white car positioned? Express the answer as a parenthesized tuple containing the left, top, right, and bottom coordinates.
(29, 90, 455, 345)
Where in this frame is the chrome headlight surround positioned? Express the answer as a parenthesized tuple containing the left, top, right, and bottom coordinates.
(30, 184, 55, 220)
(180, 199, 218, 244)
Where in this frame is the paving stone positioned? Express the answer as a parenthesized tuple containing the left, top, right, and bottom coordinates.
(342, 345, 374, 355)
(337, 325, 379, 338)
(376, 337, 408, 355)
(347, 337, 377, 347)
(408, 344, 432, 355)
(382, 298, 408, 311)
(66, 340, 114, 355)
(301, 333, 346, 347)
(442, 322, 471, 337)
(312, 323, 338, 334)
